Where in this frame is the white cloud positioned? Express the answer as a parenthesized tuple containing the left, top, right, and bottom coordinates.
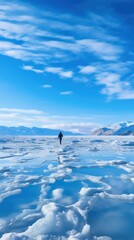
(0, 41, 22, 50)
(60, 71, 73, 78)
(60, 91, 73, 95)
(0, 0, 133, 101)
(45, 67, 73, 78)
(0, 42, 41, 61)
(23, 65, 44, 73)
(5, 49, 33, 61)
(0, 1, 124, 68)
(0, 108, 43, 114)
(52, 189, 64, 199)
(43, 40, 80, 53)
(106, 62, 130, 74)
(42, 84, 52, 88)
(0, 2, 27, 11)
(96, 72, 120, 85)
(45, 67, 62, 74)
(0, 21, 35, 37)
(43, 122, 99, 134)
(0, 108, 46, 127)
(96, 72, 123, 96)
(0, 108, 100, 134)
(77, 39, 123, 61)
(79, 65, 97, 74)
(95, 72, 134, 99)
(118, 91, 134, 99)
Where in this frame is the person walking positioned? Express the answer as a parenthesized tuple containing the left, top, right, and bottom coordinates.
(58, 131, 63, 145)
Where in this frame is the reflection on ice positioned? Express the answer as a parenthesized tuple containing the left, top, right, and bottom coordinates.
(0, 136, 134, 239)
(88, 199, 134, 240)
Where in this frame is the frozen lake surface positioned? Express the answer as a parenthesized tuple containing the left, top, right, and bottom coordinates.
(0, 136, 134, 240)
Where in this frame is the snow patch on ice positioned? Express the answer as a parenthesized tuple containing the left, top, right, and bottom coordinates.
(94, 237, 112, 240)
(52, 188, 64, 199)
(99, 191, 134, 201)
(50, 167, 72, 178)
(25, 202, 90, 239)
(0, 232, 32, 240)
(79, 187, 103, 196)
(25, 176, 40, 181)
(0, 189, 21, 203)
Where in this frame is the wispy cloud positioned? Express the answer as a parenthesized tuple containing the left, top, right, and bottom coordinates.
(0, 0, 134, 101)
(79, 65, 97, 74)
(60, 91, 73, 95)
(22, 65, 73, 78)
(0, 108, 45, 127)
(43, 122, 99, 134)
(95, 71, 134, 99)
(0, 108, 43, 114)
(118, 90, 134, 99)
(0, 108, 100, 133)
(23, 65, 44, 73)
(77, 39, 122, 61)
(45, 67, 73, 78)
(0, 1, 123, 65)
(77, 59, 134, 100)
(96, 72, 122, 95)
(42, 84, 52, 88)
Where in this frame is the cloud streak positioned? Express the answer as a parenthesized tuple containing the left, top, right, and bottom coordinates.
(45, 67, 73, 78)
(0, 0, 134, 100)
(77, 39, 122, 61)
(60, 91, 73, 95)
(79, 65, 97, 74)
(0, 1, 123, 65)
(23, 65, 44, 73)
(0, 108, 100, 133)
(42, 84, 52, 88)
(0, 108, 43, 114)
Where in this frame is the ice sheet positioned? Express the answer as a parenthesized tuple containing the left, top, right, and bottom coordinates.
(0, 136, 134, 239)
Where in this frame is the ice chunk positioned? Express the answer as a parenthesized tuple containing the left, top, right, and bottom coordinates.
(52, 188, 64, 199)
(0, 232, 32, 240)
(0, 189, 21, 203)
(99, 192, 134, 201)
(25, 202, 85, 238)
(79, 187, 102, 196)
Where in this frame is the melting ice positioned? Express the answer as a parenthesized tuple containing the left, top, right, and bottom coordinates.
(0, 136, 134, 239)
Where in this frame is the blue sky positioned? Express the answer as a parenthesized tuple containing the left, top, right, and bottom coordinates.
(0, 0, 134, 133)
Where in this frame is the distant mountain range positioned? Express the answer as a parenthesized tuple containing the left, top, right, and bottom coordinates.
(93, 121, 134, 135)
(1, 122, 134, 136)
(0, 126, 79, 136)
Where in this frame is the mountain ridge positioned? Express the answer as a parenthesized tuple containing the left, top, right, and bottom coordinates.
(0, 126, 80, 136)
(93, 121, 134, 136)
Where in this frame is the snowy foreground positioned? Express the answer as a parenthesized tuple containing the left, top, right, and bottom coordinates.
(0, 136, 134, 240)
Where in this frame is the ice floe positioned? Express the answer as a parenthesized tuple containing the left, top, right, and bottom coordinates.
(99, 192, 134, 201)
(0, 189, 22, 203)
(0, 136, 134, 239)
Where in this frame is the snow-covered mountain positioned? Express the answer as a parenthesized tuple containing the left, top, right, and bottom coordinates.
(0, 126, 79, 136)
(93, 121, 134, 135)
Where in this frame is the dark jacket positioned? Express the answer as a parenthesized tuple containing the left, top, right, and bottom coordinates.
(58, 132, 63, 139)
